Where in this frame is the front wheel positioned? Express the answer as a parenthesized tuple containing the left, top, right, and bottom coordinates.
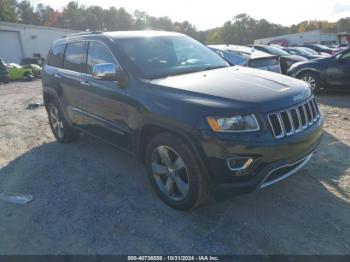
(48, 100, 79, 143)
(299, 72, 322, 94)
(145, 133, 209, 210)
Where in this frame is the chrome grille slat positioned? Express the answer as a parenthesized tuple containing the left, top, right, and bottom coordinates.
(307, 102, 314, 123)
(294, 108, 302, 132)
(311, 99, 319, 119)
(303, 104, 310, 125)
(268, 98, 320, 139)
(277, 113, 285, 137)
(287, 110, 295, 134)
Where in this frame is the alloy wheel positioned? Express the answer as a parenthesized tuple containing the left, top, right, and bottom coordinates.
(50, 105, 64, 139)
(302, 76, 316, 90)
(151, 145, 189, 201)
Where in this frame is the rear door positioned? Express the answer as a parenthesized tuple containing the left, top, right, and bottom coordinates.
(60, 41, 88, 123)
(43, 44, 66, 96)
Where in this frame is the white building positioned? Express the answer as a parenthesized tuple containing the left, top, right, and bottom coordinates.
(254, 30, 338, 46)
(0, 22, 77, 64)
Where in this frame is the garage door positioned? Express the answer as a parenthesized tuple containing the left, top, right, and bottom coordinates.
(0, 31, 23, 64)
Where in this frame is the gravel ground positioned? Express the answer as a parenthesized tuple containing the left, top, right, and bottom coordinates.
(0, 80, 349, 255)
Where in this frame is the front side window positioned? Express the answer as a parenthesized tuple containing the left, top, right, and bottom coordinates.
(64, 42, 85, 73)
(87, 41, 117, 74)
(117, 35, 228, 79)
(47, 45, 65, 68)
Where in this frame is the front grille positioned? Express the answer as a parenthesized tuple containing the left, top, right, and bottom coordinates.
(268, 98, 320, 139)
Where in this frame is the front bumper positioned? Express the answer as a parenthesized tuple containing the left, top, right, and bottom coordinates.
(196, 115, 324, 195)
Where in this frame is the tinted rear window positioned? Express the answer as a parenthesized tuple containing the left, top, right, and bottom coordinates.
(47, 45, 66, 68)
(63, 42, 85, 73)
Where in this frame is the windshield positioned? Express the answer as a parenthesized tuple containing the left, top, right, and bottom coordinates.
(263, 46, 289, 56)
(117, 35, 229, 79)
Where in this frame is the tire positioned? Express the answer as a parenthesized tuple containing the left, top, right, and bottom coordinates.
(145, 132, 209, 210)
(298, 71, 322, 94)
(48, 100, 79, 143)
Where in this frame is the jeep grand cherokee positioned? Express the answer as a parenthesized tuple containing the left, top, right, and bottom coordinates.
(42, 31, 324, 210)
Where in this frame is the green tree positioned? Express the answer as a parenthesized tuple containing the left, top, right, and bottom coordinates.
(17, 0, 41, 25)
(36, 3, 60, 27)
(60, 1, 86, 30)
(85, 6, 105, 31)
(0, 0, 18, 22)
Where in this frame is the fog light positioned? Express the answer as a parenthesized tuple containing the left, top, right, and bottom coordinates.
(227, 157, 253, 171)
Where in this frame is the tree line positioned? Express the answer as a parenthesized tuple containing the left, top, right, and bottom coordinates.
(1, 0, 350, 44)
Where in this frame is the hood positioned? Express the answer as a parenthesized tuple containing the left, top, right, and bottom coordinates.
(149, 66, 311, 112)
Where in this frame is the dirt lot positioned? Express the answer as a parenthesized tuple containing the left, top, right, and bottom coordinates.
(0, 80, 349, 255)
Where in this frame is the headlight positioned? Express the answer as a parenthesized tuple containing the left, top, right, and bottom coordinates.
(207, 114, 260, 132)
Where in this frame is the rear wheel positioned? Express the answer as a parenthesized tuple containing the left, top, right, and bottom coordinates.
(145, 133, 209, 210)
(298, 71, 322, 94)
(48, 100, 79, 143)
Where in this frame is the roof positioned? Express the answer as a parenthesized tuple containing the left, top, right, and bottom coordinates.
(63, 30, 183, 40)
(104, 30, 183, 39)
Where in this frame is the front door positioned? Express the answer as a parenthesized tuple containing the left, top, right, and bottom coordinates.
(74, 40, 134, 152)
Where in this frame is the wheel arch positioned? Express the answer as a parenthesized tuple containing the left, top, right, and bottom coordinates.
(43, 87, 73, 126)
(136, 123, 210, 179)
(296, 68, 322, 80)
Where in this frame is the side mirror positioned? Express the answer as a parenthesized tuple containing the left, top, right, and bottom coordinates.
(92, 63, 127, 86)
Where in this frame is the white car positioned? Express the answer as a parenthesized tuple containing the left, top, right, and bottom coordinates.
(209, 45, 281, 74)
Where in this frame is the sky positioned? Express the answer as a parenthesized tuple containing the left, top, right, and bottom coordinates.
(30, 0, 350, 30)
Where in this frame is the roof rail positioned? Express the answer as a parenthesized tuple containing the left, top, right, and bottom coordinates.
(62, 31, 103, 38)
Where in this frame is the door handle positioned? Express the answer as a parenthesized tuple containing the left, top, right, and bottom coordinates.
(54, 73, 61, 79)
(80, 80, 90, 87)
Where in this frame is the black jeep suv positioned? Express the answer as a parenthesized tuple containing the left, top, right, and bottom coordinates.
(42, 31, 323, 210)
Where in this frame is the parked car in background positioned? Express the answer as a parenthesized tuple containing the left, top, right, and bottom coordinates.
(284, 47, 326, 60)
(299, 47, 329, 57)
(42, 31, 323, 210)
(0, 58, 10, 83)
(287, 48, 350, 93)
(7, 63, 36, 81)
(249, 45, 307, 74)
(209, 45, 281, 73)
(301, 44, 337, 55)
